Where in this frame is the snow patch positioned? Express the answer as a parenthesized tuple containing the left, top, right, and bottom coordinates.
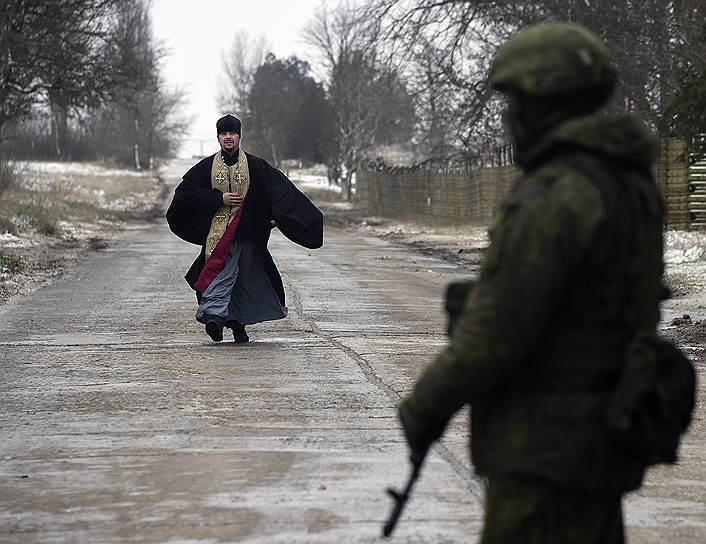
(0, 233, 21, 243)
(13, 160, 146, 178)
(664, 231, 706, 264)
(288, 168, 342, 194)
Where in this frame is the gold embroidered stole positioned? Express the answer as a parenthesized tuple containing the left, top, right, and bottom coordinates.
(205, 149, 251, 258)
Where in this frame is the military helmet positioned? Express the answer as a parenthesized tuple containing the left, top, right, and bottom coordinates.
(489, 21, 617, 98)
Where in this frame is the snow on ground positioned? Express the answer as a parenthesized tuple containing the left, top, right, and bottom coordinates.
(664, 230, 706, 301)
(295, 173, 340, 192)
(9, 160, 163, 214)
(665, 231, 706, 264)
(288, 167, 342, 194)
(0, 232, 41, 249)
(0, 160, 165, 304)
(0, 233, 24, 246)
(11, 160, 152, 200)
(13, 160, 146, 179)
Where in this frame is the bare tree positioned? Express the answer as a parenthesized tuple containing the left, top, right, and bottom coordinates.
(217, 31, 270, 119)
(363, 1, 510, 156)
(663, 0, 706, 141)
(4, 0, 189, 168)
(0, 0, 125, 141)
(410, 47, 455, 159)
(366, 0, 706, 144)
(305, 2, 414, 200)
(105, 0, 162, 169)
(0, 0, 168, 163)
(493, 0, 705, 130)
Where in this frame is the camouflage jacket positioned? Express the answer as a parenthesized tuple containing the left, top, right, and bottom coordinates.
(403, 113, 664, 494)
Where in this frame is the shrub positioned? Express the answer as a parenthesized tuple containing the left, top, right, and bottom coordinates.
(0, 215, 15, 234)
(15, 201, 60, 236)
(13, 190, 61, 236)
(0, 252, 23, 274)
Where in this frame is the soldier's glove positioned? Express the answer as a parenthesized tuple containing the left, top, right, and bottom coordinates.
(444, 279, 475, 337)
(398, 396, 448, 456)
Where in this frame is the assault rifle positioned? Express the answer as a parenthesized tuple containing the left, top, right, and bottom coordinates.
(382, 278, 475, 537)
(382, 449, 427, 538)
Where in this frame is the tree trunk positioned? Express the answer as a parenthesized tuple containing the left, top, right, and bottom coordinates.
(343, 169, 354, 201)
(134, 117, 141, 170)
(326, 163, 341, 187)
(50, 101, 68, 160)
(271, 141, 278, 168)
(147, 130, 154, 170)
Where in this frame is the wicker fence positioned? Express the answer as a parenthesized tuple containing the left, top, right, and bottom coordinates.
(357, 164, 518, 225)
(357, 138, 698, 230)
(655, 138, 690, 229)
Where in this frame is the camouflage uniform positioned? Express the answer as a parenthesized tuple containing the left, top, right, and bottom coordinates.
(399, 22, 664, 543)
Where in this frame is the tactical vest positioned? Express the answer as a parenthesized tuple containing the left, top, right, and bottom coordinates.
(470, 151, 665, 494)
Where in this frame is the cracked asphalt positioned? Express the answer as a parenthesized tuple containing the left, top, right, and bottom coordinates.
(0, 160, 703, 543)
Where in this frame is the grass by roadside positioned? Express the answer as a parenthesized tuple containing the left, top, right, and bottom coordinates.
(0, 187, 131, 237)
(0, 160, 167, 304)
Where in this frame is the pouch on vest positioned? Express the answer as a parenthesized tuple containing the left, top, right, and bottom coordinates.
(558, 153, 695, 465)
(444, 280, 476, 337)
(605, 331, 696, 464)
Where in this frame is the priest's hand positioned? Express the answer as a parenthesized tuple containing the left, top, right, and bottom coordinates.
(223, 193, 243, 207)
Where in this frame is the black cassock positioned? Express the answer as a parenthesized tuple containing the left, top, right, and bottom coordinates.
(166, 151, 323, 306)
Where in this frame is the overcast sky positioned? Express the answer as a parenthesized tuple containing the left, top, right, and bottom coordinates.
(151, 0, 324, 157)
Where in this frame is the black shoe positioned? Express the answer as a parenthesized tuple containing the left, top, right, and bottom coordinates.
(205, 319, 224, 342)
(232, 323, 249, 343)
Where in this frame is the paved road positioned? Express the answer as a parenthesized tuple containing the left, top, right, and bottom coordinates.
(1, 160, 703, 543)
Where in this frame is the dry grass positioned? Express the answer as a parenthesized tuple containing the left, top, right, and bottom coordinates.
(0, 252, 23, 274)
(0, 187, 62, 236)
(0, 215, 15, 234)
(0, 188, 136, 236)
(0, 161, 164, 304)
(0, 162, 159, 236)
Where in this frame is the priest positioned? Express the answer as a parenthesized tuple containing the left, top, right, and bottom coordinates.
(166, 114, 323, 343)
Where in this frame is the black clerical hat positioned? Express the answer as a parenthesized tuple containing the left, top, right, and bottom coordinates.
(216, 114, 241, 135)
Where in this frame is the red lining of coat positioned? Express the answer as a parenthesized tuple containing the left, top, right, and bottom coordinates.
(194, 204, 245, 293)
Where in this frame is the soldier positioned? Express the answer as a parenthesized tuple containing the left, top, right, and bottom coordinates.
(398, 22, 666, 543)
